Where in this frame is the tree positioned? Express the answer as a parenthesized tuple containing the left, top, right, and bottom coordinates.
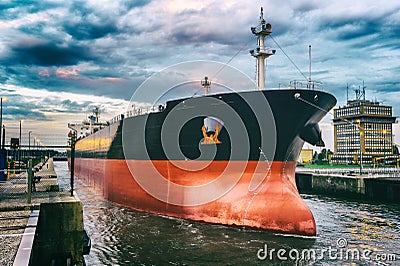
(314, 148, 333, 165)
(312, 151, 318, 163)
(316, 149, 325, 164)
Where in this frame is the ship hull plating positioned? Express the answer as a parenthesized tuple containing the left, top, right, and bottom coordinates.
(74, 158, 315, 235)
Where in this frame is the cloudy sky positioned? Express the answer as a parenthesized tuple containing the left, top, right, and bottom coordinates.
(0, 0, 399, 148)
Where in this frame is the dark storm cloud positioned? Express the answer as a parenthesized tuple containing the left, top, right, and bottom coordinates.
(0, 0, 60, 20)
(317, 9, 400, 44)
(64, 2, 119, 40)
(4, 108, 46, 120)
(169, 12, 251, 47)
(338, 20, 399, 51)
(336, 20, 380, 41)
(0, 87, 47, 120)
(62, 0, 152, 41)
(60, 99, 89, 109)
(1, 63, 144, 101)
(121, 0, 152, 10)
(46, 99, 93, 113)
(171, 30, 245, 46)
(6, 40, 96, 66)
(2, 99, 47, 120)
(1, 90, 108, 122)
(63, 22, 119, 41)
(293, 1, 319, 14)
(0, 2, 17, 16)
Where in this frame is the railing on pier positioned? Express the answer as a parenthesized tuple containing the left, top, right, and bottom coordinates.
(297, 167, 400, 178)
(0, 158, 63, 201)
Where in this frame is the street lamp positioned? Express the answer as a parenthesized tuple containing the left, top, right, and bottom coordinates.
(29, 131, 32, 153)
(356, 119, 363, 175)
(346, 137, 349, 165)
(382, 129, 387, 167)
(19, 120, 21, 162)
(0, 97, 6, 150)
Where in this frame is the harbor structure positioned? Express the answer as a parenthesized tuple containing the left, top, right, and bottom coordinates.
(332, 84, 397, 166)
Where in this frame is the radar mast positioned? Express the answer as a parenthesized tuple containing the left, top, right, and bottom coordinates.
(250, 7, 275, 90)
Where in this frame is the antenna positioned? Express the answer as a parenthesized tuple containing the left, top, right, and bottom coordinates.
(346, 83, 349, 103)
(355, 86, 360, 100)
(201, 76, 211, 96)
(354, 81, 366, 101)
(308, 45, 312, 84)
(362, 80, 366, 101)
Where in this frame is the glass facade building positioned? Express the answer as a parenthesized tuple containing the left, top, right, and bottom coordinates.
(332, 98, 396, 165)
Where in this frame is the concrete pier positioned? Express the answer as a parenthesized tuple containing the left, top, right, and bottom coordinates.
(29, 201, 84, 266)
(296, 169, 400, 203)
(364, 177, 400, 202)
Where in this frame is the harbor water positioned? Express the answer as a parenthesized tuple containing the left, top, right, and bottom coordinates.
(54, 162, 400, 265)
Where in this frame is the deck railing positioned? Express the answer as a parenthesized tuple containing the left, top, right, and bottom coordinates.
(289, 80, 323, 90)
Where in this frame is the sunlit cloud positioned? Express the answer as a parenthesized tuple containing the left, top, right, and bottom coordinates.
(56, 67, 79, 79)
(39, 69, 51, 77)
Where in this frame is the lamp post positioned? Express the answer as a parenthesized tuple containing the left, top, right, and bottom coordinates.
(19, 120, 23, 163)
(34, 137, 37, 159)
(382, 129, 387, 168)
(36, 138, 39, 158)
(0, 97, 6, 150)
(28, 131, 32, 159)
(0, 97, 5, 180)
(1, 125, 4, 150)
(357, 119, 363, 175)
(346, 137, 349, 165)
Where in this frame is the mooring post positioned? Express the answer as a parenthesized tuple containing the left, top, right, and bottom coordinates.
(27, 159, 33, 204)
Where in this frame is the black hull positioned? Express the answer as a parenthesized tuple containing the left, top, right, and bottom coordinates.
(75, 89, 336, 162)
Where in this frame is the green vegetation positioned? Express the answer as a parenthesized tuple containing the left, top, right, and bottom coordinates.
(46, 185, 60, 192)
(302, 164, 358, 169)
(300, 148, 359, 169)
(312, 148, 333, 165)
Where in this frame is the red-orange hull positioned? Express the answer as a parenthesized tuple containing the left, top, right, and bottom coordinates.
(74, 158, 316, 236)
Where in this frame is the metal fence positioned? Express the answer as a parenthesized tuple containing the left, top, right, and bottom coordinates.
(0, 158, 71, 202)
(297, 167, 400, 178)
(0, 124, 74, 203)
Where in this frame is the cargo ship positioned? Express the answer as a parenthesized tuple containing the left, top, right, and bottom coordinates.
(68, 8, 336, 236)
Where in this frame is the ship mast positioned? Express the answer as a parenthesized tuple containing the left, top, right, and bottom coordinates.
(201, 76, 211, 96)
(88, 107, 100, 134)
(250, 7, 275, 90)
